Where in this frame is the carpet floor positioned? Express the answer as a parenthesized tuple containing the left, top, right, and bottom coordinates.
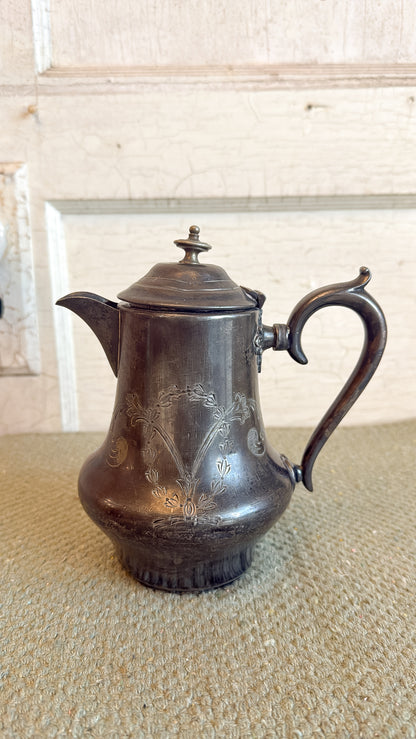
(0, 422, 415, 738)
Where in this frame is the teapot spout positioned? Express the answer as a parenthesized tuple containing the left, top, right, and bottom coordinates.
(56, 292, 120, 377)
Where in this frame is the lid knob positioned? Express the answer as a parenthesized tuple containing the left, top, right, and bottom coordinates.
(174, 225, 212, 264)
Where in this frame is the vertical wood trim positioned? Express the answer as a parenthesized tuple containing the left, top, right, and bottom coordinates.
(31, 0, 52, 74)
(45, 202, 79, 431)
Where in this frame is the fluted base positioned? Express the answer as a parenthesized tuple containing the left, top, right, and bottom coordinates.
(116, 541, 255, 593)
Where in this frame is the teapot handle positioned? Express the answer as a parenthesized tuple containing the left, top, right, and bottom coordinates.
(264, 267, 387, 491)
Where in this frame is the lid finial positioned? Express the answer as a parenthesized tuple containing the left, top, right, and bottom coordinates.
(174, 225, 212, 264)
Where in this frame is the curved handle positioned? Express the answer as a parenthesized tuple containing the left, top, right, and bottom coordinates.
(270, 267, 387, 491)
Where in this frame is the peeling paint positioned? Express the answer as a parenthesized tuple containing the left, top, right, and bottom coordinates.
(0, 164, 40, 377)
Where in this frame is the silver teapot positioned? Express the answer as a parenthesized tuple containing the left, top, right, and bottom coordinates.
(57, 225, 387, 592)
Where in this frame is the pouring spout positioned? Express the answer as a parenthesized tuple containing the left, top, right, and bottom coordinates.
(56, 291, 120, 377)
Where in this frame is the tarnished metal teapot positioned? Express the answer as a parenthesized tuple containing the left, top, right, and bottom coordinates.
(57, 225, 387, 592)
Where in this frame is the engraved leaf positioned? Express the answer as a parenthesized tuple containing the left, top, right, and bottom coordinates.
(158, 385, 183, 406)
(188, 383, 205, 401)
(143, 424, 157, 441)
(126, 392, 141, 409)
(203, 393, 217, 408)
(198, 497, 217, 512)
(219, 440, 233, 457)
(217, 459, 231, 477)
(210, 478, 226, 496)
(165, 494, 180, 509)
(218, 422, 231, 438)
(152, 485, 167, 499)
(142, 446, 157, 464)
(145, 468, 159, 484)
(176, 476, 199, 498)
(157, 394, 172, 407)
(126, 392, 143, 424)
(144, 407, 160, 423)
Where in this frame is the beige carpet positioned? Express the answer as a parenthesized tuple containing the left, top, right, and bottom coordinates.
(1, 422, 415, 738)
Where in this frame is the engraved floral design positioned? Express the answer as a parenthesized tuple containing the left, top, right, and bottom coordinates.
(125, 384, 256, 526)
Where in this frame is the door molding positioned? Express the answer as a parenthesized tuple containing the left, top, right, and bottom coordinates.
(38, 64, 416, 93)
(46, 202, 78, 430)
(50, 194, 416, 216)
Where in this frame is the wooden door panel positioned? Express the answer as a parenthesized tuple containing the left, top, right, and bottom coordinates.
(0, 3, 415, 433)
(47, 0, 416, 68)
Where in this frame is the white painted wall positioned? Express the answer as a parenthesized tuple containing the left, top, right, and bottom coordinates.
(0, 0, 415, 434)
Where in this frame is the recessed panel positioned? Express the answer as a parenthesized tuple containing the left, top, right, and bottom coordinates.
(47, 0, 416, 69)
(59, 207, 414, 431)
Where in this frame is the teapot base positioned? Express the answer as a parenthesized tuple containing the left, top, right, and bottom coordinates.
(115, 540, 255, 593)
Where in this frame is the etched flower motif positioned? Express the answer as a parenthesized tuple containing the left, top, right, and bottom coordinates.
(188, 384, 217, 409)
(233, 393, 254, 424)
(157, 385, 184, 407)
(126, 394, 161, 437)
(131, 383, 256, 528)
(188, 383, 206, 401)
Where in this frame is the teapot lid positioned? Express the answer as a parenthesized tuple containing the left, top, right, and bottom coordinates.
(117, 225, 258, 312)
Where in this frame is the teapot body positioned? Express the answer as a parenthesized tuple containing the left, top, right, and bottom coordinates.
(58, 225, 387, 593)
(79, 305, 296, 591)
